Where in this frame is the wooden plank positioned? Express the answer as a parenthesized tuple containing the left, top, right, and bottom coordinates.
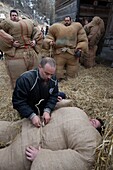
(100, 4, 113, 61)
(55, 0, 78, 21)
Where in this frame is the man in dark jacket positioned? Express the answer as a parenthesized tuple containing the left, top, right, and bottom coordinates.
(12, 57, 58, 128)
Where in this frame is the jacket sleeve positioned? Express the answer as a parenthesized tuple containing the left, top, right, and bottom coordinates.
(44, 78, 58, 114)
(12, 76, 35, 118)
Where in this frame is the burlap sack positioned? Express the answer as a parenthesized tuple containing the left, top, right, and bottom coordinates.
(5, 57, 28, 88)
(0, 120, 22, 147)
(0, 119, 41, 170)
(55, 99, 73, 110)
(0, 19, 41, 49)
(84, 45, 98, 68)
(5, 48, 40, 88)
(0, 30, 15, 56)
(8, 19, 34, 46)
(84, 16, 105, 47)
(43, 22, 88, 55)
(0, 107, 101, 170)
(31, 148, 88, 170)
(32, 107, 102, 170)
(0, 19, 41, 88)
(54, 52, 79, 79)
(83, 17, 105, 68)
(32, 26, 43, 54)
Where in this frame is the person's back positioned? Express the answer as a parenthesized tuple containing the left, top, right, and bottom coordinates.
(82, 16, 105, 68)
(84, 16, 105, 47)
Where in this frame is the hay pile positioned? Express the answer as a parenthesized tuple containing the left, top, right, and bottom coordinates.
(0, 60, 113, 169)
(0, 60, 19, 121)
(59, 64, 113, 118)
(95, 113, 113, 170)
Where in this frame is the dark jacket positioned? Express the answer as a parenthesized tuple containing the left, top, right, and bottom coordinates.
(12, 69, 58, 118)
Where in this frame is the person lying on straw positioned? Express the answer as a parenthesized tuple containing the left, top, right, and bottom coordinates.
(0, 107, 102, 170)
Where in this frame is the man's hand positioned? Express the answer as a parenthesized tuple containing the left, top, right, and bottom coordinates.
(31, 115, 41, 128)
(43, 112, 51, 125)
(50, 41, 55, 46)
(30, 40, 36, 47)
(26, 146, 40, 161)
(74, 49, 82, 58)
(57, 96, 63, 102)
(13, 41, 20, 47)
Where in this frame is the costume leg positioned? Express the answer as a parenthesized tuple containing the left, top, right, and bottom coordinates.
(0, 120, 23, 148)
(5, 48, 39, 89)
(54, 54, 66, 80)
(66, 53, 79, 77)
(5, 56, 27, 89)
(85, 45, 97, 68)
(0, 119, 40, 170)
(24, 48, 39, 70)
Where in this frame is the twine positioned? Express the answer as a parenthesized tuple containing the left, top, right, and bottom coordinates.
(49, 45, 53, 58)
(35, 99, 45, 147)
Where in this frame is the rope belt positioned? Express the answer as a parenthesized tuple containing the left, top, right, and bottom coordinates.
(18, 44, 32, 49)
(61, 47, 69, 52)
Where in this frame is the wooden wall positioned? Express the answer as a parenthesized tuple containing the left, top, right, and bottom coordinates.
(100, 4, 113, 61)
(55, 0, 78, 22)
(79, 0, 111, 27)
(55, 0, 111, 25)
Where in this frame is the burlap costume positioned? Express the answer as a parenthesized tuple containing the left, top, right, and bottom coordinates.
(83, 16, 105, 68)
(0, 107, 101, 170)
(43, 22, 88, 79)
(0, 18, 43, 88)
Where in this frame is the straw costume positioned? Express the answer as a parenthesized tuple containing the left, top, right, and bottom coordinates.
(83, 16, 105, 67)
(0, 107, 101, 170)
(0, 18, 43, 88)
(43, 22, 88, 79)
